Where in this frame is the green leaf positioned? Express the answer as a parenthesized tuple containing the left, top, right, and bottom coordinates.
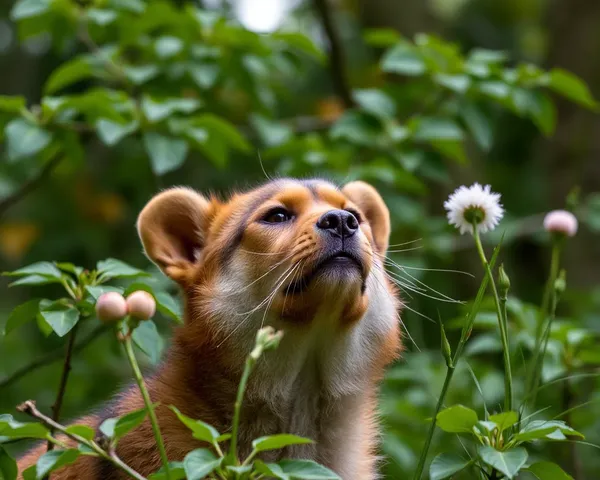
(8, 275, 61, 287)
(434, 74, 471, 94)
(412, 118, 464, 141)
(107, 0, 145, 13)
(436, 405, 479, 433)
(489, 411, 518, 432)
(514, 420, 584, 442)
(124, 65, 159, 85)
(4, 119, 52, 162)
(252, 434, 314, 453)
(189, 65, 219, 89)
(143, 133, 189, 175)
(86, 8, 117, 25)
(250, 114, 292, 147)
(477, 446, 527, 479)
(155, 292, 182, 323)
(277, 459, 341, 479)
(516, 90, 556, 136)
(430, 453, 471, 480)
(0, 445, 17, 480)
(430, 140, 467, 164)
(85, 285, 123, 301)
(0, 96, 26, 114)
(34, 449, 80, 479)
(45, 57, 93, 94)
(97, 258, 149, 281)
(96, 119, 138, 146)
(460, 101, 492, 151)
(193, 114, 251, 152)
(254, 460, 289, 480)
(363, 28, 402, 47)
(183, 449, 220, 480)
(548, 68, 597, 109)
(479, 81, 511, 100)
(64, 425, 95, 441)
(0, 415, 48, 440)
(155, 36, 184, 59)
(148, 462, 186, 480)
(39, 300, 80, 337)
(10, 0, 50, 20)
(99, 407, 149, 441)
(4, 299, 41, 335)
(132, 320, 164, 365)
(273, 32, 325, 62)
(352, 89, 396, 120)
(526, 462, 574, 480)
(381, 44, 426, 76)
(141, 97, 201, 123)
(5, 261, 62, 279)
(169, 407, 220, 446)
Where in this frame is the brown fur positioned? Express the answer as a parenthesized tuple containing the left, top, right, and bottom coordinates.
(18, 179, 401, 479)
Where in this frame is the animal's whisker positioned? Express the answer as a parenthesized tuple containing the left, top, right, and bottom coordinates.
(387, 238, 423, 248)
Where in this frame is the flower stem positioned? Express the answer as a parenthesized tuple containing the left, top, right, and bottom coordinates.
(18, 400, 148, 480)
(228, 355, 255, 464)
(123, 335, 170, 480)
(472, 226, 513, 412)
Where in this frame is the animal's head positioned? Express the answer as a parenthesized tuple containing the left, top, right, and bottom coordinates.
(137, 179, 400, 387)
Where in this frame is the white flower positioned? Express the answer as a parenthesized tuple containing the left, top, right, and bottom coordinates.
(543, 210, 578, 237)
(444, 183, 504, 235)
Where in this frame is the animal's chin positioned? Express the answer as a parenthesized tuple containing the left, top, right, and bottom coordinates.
(284, 253, 366, 296)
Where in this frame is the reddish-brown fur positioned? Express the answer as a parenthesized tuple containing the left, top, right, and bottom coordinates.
(18, 179, 401, 479)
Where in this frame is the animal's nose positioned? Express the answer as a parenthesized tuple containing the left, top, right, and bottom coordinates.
(316, 210, 359, 239)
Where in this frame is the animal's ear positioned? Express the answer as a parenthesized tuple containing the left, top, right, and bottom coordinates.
(137, 188, 214, 285)
(342, 181, 390, 254)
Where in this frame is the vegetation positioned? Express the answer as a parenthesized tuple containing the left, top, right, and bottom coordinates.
(1, 0, 599, 478)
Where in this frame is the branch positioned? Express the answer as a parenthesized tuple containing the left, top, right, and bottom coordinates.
(311, 0, 355, 108)
(0, 324, 108, 391)
(0, 154, 62, 220)
(17, 400, 148, 480)
(47, 323, 81, 453)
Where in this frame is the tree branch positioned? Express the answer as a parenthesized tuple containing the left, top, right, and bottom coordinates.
(0, 324, 107, 391)
(0, 154, 62, 220)
(312, 0, 355, 108)
(46, 323, 81, 453)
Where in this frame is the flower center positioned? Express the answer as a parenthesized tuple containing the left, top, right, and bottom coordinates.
(463, 205, 486, 225)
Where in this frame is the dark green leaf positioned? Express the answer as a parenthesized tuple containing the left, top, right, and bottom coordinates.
(254, 461, 289, 480)
(434, 74, 471, 93)
(0, 445, 17, 480)
(363, 28, 402, 47)
(526, 462, 574, 480)
(252, 434, 313, 453)
(5, 261, 62, 279)
(479, 81, 511, 100)
(514, 420, 584, 442)
(45, 57, 93, 94)
(107, 0, 145, 13)
(4, 299, 40, 335)
(86, 8, 117, 25)
(412, 118, 464, 141)
(85, 285, 123, 301)
(0, 415, 48, 440)
(250, 115, 292, 147)
(34, 449, 79, 479)
(4, 119, 52, 162)
(460, 101, 492, 151)
(143, 133, 189, 175)
(430, 140, 467, 164)
(183, 449, 220, 480)
(9, 275, 61, 287)
(277, 459, 341, 479)
(148, 462, 186, 480)
(99, 407, 148, 441)
(169, 407, 220, 445)
(489, 411, 518, 432)
(123, 65, 159, 85)
(155, 292, 182, 323)
(189, 65, 219, 89)
(468, 48, 508, 65)
(430, 453, 471, 480)
(353, 89, 396, 120)
(477, 446, 527, 479)
(273, 32, 325, 62)
(38, 300, 80, 337)
(436, 405, 479, 433)
(193, 114, 251, 152)
(132, 320, 164, 365)
(141, 97, 201, 123)
(155, 36, 184, 59)
(0, 96, 26, 114)
(548, 68, 597, 109)
(381, 44, 426, 76)
(97, 258, 149, 281)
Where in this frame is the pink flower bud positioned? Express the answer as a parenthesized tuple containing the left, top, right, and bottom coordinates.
(543, 210, 578, 237)
(96, 292, 128, 323)
(126, 291, 156, 320)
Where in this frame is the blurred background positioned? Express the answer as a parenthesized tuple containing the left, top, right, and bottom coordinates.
(0, 0, 599, 478)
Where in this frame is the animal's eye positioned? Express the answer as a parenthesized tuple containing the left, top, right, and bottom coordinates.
(261, 208, 293, 224)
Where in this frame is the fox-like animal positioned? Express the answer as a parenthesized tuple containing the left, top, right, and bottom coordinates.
(18, 178, 402, 479)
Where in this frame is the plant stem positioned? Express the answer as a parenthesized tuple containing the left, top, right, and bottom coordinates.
(18, 401, 148, 480)
(472, 227, 513, 412)
(46, 323, 80, 454)
(228, 356, 255, 464)
(123, 335, 171, 480)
